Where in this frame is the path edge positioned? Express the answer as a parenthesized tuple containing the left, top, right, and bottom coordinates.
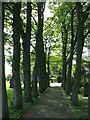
(61, 88, 76, 119)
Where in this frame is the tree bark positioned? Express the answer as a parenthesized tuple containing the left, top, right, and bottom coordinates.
(44, 52, 47, 89)
(66, 9, 76, 95)
(32, 62, 38, 98)
(37, 3, 46, 93)
(47, 50, 50, 87)
(45, 39, 50, 88)
(88, 61, 90, 119)
(32, 31, 40, 97)
(32, 3, 46, 94)
(66, 38, 77, 95)
(62, 25, 67, 90)
(12, 3, 22, 109)
(2, 3, 9, 119)
(72, 3, 84, 105)
(23, 2, 32, 102)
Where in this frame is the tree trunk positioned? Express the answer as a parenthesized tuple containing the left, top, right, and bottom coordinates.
(32, 31, 40, 97)
(62, 29, 67, 90)
(72, 3, 84, 105)
(32, 62, 38, 98)
(10, 78, 13, 88)
(32, 3, 47, 95)
(66, 57, 73, 95)
(2, 3, 9, 119)
(37, 3, 46, 93)
(12, 3, 22, 109)
(62, 53, 67, 90)
(45, 39, 49, 88)
(47, 51, 50, 87)
(66, 9, 76, 95)
(66, 36, 77, 95)
(88, 61, 90, 119)
(44, 52, 47, 89)
(23, 2, 32, 102)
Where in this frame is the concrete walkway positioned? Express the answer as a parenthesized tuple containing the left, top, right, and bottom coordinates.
(19, 83, 75, 119)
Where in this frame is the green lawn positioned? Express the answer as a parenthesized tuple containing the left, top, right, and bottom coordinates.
(7, 81, 88, 119)
(64, 88, 88, 119)
(6, 81, 37, 119)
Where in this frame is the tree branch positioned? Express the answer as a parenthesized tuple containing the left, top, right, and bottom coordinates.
(5, 3, 13, 14)
(31, 15, 38, 26)
(30, 51, 35, 55)
(84, 4, 90, 13)
(30, 42, 36, 51)
(84, 30, 90, 38)
(43, 20, 52, 31)
(43, 16, 55, 31)
(31, 24, 37, 31)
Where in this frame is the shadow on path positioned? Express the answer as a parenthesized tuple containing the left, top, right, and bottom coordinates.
(19, 83, 75, 119)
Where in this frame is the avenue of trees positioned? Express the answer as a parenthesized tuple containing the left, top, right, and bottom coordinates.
(1, 1, 90, 119)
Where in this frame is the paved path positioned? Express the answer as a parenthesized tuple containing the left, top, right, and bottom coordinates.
(20, 83, 75, 119)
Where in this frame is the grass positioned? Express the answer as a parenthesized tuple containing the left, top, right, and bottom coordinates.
(63, 88, 88, 119)
(74, 95, 88, 119)
(6, 81, 50, 119)
(6, 81, 38, 119)
(7, 81, 88, 119)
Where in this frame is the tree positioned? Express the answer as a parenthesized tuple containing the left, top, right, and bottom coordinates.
(2, 3, 9, 119)
(49, 3, 71, 90)
(88, 60, 90, 119)
(21, 2, 32, 102)
(47, 46, 50, 87)
(12, 2, 22, 109)
(37, 2, 46, 92)
(32, 2, 46, 96)
(66, 7, 77, 95)
(23, 2, 32, 102)
(4, 3, 13, 88)
(72, 2, 89, 105)
(61, 21, 68, 90)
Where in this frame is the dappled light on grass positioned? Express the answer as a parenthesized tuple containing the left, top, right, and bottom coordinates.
(65, 91, 88, 118)
(6, 81, 36, 119)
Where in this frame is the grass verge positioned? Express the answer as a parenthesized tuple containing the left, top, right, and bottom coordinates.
(63, 88, 88, 119)
(6, 81, 39, 119)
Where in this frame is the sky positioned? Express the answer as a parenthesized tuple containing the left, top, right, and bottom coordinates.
(44, 1, 53, 21)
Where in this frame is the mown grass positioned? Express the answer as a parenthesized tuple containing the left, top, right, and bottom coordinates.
(7, 81, 88, 119)
(6, 81, 38, 119)
(64, 88, 88, 119)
